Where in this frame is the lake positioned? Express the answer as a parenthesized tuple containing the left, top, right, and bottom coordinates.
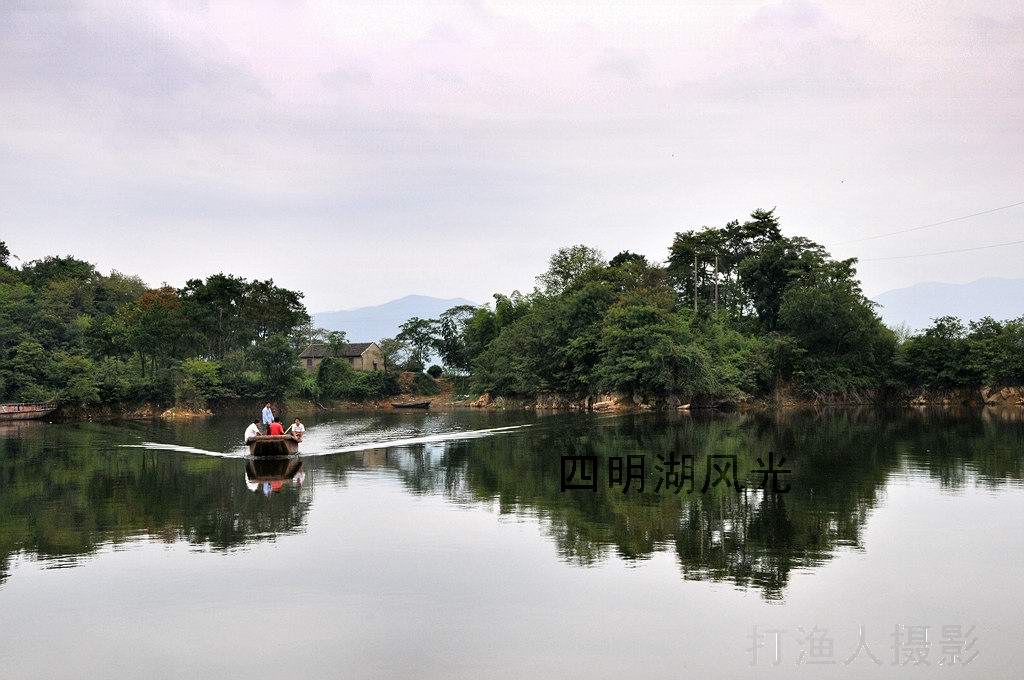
(1, 408, 1022, 679)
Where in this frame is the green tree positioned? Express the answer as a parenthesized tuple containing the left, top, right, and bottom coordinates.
(737, 236, 826, 330)
(597, 289, 715, 397)
(326, 330, 349, 357)
(898, 316, 977, 390)
(776, 260, 896, 394)
(397, 317, 437, 371)
(537, 245, 606, 295)
(377, 337, 405, 372)
(8, 340, 50, 400)
(175, 358, 225, 409)
(251, 333, 303, 398)
(434, 304, 477, 374)
(317, 356, 358, 399)
(48, 352, 100, 405)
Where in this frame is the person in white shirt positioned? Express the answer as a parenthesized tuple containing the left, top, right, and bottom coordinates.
(286, 417, 305, 440)
(244, 419, 260, 443)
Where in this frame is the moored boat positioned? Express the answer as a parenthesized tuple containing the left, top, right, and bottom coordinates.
(0, 402, 57, 421)
(391, 400, 431, 409)
(246, 434, 300, 456)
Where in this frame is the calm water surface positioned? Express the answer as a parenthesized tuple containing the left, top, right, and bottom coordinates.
(1, 409, 1023, 679)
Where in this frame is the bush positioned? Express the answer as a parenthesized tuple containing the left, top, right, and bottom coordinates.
(359, 371, 401, 399)
(251, 333, 303, 398)
(318, 358, 401, 401)
(219, 350, 262, 399)
(94, 357, 135, 402)
(412, 372, 440, 396)
(427, 364, 443, 378)
(317, 356, 358, 399)
(131, 371, 175, 403)
(17, 383, 55, 403)
(48, 352, 100, 404)
(296, 372, 321, 400)
(403, 356, 425, 373)
(174, 358, 224, 409)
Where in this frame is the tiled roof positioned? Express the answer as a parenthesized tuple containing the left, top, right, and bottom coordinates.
(299, 342, 374, 359)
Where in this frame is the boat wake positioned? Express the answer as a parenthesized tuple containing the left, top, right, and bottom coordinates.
(119, 443, 242, 458)
(300, 424, 530, 457)
(120, 424, 531, 459)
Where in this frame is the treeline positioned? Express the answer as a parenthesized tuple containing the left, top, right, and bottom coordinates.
(0, 241, 444, 408)
(0, 243, 314, 406)
(4, 208, 1022, 410)
(388, 210, 1024, 402)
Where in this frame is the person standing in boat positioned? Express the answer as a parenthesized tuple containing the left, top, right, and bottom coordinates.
(267, 417, 285, 436)
(244, 419, 260, 443)
(261, 402, 274, 433)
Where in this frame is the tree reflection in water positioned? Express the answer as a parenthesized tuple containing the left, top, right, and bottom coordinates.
(1, 408, 1022, 597)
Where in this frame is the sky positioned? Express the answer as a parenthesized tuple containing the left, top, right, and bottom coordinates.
(1, 0, 1022, 312)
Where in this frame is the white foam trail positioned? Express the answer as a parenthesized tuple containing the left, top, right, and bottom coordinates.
(119, 443, 243, 458)
(119, 424, 531, 459)
(302, 424, 531, 457)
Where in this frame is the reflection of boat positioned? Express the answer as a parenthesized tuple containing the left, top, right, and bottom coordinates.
(245, 458, 305, 494)
(246, 434, 299, 456)
(0, 402, 57, 421)
(391, 401, 431, 409)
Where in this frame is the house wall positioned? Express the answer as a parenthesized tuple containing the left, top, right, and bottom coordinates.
(301, 344, 384, 373)
(357, 344, 385, 372)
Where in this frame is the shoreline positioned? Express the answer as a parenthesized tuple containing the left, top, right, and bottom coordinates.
(40, 385, 1024, 422)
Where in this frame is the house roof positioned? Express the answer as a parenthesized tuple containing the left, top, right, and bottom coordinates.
(299, 342, 375, 359)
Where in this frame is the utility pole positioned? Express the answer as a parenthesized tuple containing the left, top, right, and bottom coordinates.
(693, 250, 698, 313)
(714, 255, 719, 313)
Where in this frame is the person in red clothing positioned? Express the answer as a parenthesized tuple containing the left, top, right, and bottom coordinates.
(267, 418, 285, 436)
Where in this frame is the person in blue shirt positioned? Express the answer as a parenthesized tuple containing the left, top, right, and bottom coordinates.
(261, 403, 274, 433)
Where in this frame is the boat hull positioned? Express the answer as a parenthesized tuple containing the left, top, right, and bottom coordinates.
(246, 435, 300, 456)
(0, 404, 57, 421)
(391, 401, 431, 409)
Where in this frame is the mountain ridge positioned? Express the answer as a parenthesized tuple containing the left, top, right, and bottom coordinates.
(871, 277, 1024, 331)
(312, 294, 479, 342)
(312, 279, 1024, 342)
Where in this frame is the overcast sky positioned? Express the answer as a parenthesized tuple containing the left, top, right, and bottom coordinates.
(2, 0, 1022, 311)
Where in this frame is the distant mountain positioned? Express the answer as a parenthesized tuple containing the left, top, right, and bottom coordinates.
(871, 278, 1024, 331)
(312, 294, 478, 342)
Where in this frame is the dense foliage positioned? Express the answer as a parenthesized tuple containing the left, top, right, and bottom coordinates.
(389, 210, 1024, 402)
(0, 248, 312, 406)
(4, 208, 1022, 410)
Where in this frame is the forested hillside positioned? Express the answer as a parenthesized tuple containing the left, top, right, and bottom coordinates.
(3, 209, 1022, 411)
(0, 241, 310, 406)
(395, 210, 1024, 403)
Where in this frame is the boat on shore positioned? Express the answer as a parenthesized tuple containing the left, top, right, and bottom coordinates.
(0, 402, 57, 421)
(246, 434, 300, 456)
(391, 400, 431, 409)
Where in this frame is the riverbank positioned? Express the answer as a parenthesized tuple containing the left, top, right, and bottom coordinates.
(40, 384, 1024, 421)
(455, 385, 1024, 412)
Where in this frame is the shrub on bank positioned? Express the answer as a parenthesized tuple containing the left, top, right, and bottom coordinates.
(317, 357, 401, 401)
(174, 358, 225, 409)
(412, 372, 440, 396)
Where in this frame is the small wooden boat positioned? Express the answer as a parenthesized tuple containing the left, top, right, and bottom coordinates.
(246, 434, 300, 456)
(391, 400, 431, 409)
(0, 402, 57, 421)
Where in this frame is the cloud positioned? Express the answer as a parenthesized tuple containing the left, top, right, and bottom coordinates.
(2, 1, 1023, 309)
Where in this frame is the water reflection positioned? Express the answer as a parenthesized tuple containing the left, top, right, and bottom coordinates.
(1, 408, 1022, 598)
(245, 458, 306, 495)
